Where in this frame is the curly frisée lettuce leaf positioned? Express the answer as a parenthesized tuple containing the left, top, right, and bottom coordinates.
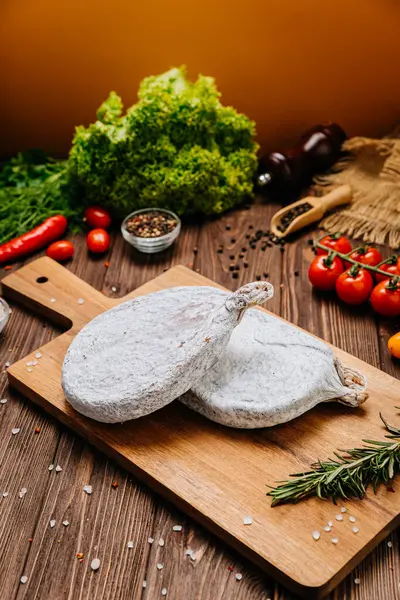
(68, 67, 258, 216)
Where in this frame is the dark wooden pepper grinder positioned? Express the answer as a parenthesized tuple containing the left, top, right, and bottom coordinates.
(257, 123, 347, 201)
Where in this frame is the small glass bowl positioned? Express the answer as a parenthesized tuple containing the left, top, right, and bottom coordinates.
(121, 208, 181, 254)
(0, 297, 10, 335)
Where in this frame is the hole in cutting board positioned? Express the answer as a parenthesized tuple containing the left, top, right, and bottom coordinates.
(36, 276, 48, 284)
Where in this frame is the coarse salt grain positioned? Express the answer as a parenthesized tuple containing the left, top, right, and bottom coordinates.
(2, 492, 9, 497)
(35, 352, 42, 359)
(12, 428, 20, 435)
(243, 516, 253, 525)
(19, 488, 27, 498)
(50, 298, 56, 303)
(5, 361, 10, 367)
(312, 530, 320, 541)
(0, 398, 7, 404)
(172, 525, 182, 532)
(190, 553, 197, 561)
(77, 298, 85, 305)
(26, 361, 33, 367)
(63, 521, 69, 527)
(331, 537, 339, 544)
(20, 576, 28, 584)
(324, 526, 331, 532)
(161, 589, 167, 596)
(127, 541, 134, 549)
(55, 465, 62, 472)
(143, 581, 147, 588)
(387, 541, 393, 548)
(27, 368, 33, 373)
(335, 515, 343, 521)
(158, 538, 165, 547)
(111, 287, 117, 293)
(352, 527, 359, 534)
(91, 558, 101, 571)
(327, 521, 333, 527)
(32, 360, 38, 366)
(148, 537, 154, 544)
(354, 578, 360, 585)
(83, 485, 92, 495)
(235, 573, 243, 581)
(341, 507, 347, 513)
(50, 520, 56, 528)
(349, 516, 356, 523)
(156, 563, 164, 570)
(48, 464, 54, 471)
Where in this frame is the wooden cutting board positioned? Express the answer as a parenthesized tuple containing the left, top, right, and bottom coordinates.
(2, 257, 400, 599)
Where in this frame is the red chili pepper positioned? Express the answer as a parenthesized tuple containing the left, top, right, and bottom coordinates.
(0, 215, 68, 265)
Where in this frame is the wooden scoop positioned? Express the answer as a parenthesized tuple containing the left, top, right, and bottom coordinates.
(270, 184, 352, 238)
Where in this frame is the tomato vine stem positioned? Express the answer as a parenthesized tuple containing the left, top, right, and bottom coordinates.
(314, 237, 398, 279)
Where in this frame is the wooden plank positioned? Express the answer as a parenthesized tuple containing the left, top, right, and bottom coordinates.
(3, 257, 400, 598)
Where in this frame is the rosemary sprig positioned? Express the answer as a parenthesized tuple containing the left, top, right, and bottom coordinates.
(267, 412, 400, 506)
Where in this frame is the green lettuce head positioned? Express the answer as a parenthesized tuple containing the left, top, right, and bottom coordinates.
(68, 67, 258, 216)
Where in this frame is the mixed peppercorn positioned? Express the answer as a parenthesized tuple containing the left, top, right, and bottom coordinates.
(126, 211, 178, 238)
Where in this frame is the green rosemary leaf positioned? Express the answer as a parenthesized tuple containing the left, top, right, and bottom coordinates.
(267, 412, 400, 506)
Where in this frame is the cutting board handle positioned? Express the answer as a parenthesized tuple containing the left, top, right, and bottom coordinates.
(1, 257, 113, 329)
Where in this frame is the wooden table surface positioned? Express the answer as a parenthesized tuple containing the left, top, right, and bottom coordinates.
(0, 198, 399, 600)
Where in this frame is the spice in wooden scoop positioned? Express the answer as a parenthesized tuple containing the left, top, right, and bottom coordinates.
(277, 202, 313, 233)
(125, 211, 178, 238)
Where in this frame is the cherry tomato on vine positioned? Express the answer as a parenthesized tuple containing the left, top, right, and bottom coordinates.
(86, 228, 110, 254)
(388, 332, 400, 359)
(316, 233, 352, 256)
(370, 278, 400, 317)
(375, 256, 399, 283)
(84, 206, 112, 229)
(348, 246, 382, 268)
(46, 240, 74, 262)
(335, 267, 374, 305)
(308, 254, 344, 291)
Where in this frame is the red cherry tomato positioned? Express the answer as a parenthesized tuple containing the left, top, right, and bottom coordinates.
(370, 279, 400, 317)
(46, 240, 74, 262)
(316, 234, 352, 256)
(86, 228, 110, 253)
(375, 258, 399, 283)
(335, 267, 374, 305)
(84, 206, 112, 229)
(308, 254, 344, 291)
(348, 246, 383, 268)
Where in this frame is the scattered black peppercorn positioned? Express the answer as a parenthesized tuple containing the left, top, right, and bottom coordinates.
(245, 234, 251, 239)
(235, 264, 240, 271)
(232, 272, 239, 279)
(225, 225, 231, 230)
(248, 225, 254, 229)
(308, 239, 314, 246)
(294, 270, 299, 276)
(217, 248, 223, 254)
(280, 247, 285, 253)
(241, 247, 246, 252)
(229, 255, 235, 260)
(243, 261, 249, 268)
(239, 253, 244, 259)
(261, 246, 266, 252)
(231, 238, 236, 243)
(250, 244, 256, 250)
(256, 275, 261, 281)
(229, 264, 235, 271)
(263, 272, 269, 278)
(256, 230, 263, 236)
(193, 247, 198, 255)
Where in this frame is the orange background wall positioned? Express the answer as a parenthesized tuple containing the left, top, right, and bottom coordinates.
(1, 0, 399, 157)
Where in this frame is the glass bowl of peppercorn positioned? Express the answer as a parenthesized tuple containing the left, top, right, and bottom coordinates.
(121, 208, 181, 253)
